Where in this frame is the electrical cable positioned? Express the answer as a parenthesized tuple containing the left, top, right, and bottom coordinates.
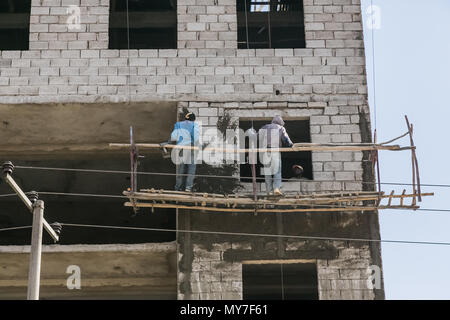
(0, 193, 17, 198)
(55, 223, 450, 247)
(11, 165, 449, 187)
(0, 226, 32, 232)
(3, 222, 450, 247)
(1, 189, 448, 213)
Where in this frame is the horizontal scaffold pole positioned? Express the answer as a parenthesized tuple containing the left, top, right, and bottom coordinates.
(123, 189, 433, 212)
(124, 202, 420, 213)
(110, 142, 412, 153)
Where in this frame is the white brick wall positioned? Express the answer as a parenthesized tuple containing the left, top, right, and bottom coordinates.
(182, 240, 376, 300)
(0, 0, 367, 103)
(0, 0, 378, 300)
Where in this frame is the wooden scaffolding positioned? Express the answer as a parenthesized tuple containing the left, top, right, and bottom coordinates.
(110, 115, 433, 214)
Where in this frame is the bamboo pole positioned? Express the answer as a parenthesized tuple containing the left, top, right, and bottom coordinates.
(124, 190, 433, 207)
(124, 202, 420, 213)
(405, 117, 417, 206)
(405, 116, 422, 202)
(140, 189, 384, 199)
(110, 142, 407, 153)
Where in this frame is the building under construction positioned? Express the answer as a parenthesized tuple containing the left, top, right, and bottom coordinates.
(0, 0, 411, 300)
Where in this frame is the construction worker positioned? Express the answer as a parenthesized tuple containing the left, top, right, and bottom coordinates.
(289, 164, 309, 181)
(258, 115, 294, 196)
(170, 112, 200, 192)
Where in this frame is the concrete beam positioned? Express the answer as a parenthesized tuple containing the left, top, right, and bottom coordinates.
(0, 102, 177, 155)
(0, 242, 177, 299)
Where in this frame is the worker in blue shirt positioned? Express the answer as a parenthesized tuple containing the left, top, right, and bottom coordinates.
(170, 112, 200, 192)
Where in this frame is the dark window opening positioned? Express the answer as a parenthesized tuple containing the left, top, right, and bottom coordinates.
(243, 263, 319, 300)
(0, 154, 176, 245)
(0, 0, 31, 50)
(237, 0, 306, 49)
(239, 119, 313, 183)
(109, 0, 177, 49)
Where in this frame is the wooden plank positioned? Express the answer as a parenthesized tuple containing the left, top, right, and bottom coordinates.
(140, 189, 226, 198)
(126, 192, 383, 206)
(141, 189, 382, 199)
(124, 202, 419, 213)
(125, 190, 433, 207)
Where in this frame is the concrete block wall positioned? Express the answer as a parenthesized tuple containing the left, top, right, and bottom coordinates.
(181, 100, 365, 193)
(0, 0, 381, 300)
(29, 0, 109, 51)
(178, 0, 237, 49)
(317, 243, 375, 299)
(179, 243, 242, 300)
(0, 0, 368, 104)
(180, 241, 375, 300)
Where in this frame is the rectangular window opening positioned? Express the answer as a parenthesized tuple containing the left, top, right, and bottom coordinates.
(0, 102, 179, 246)
(237, 0, 306, 49)
(0, 0, 31, 50)
(0, 155, 176, 245)
(109, 0, 177, 49)
(243, 263, 319, 300)
(239, 119, 313, 183)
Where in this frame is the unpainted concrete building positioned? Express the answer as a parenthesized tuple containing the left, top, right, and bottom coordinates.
(0, 0, 384, 299)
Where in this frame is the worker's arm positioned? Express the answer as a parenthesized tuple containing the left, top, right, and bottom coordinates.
(170, 123, 180, 143)
(193, 122, 200, 146)
(280, 127, 294, 147)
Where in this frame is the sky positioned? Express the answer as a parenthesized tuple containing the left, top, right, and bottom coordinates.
(361, 0, 450, 299)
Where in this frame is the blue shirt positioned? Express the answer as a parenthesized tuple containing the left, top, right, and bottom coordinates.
(170, 120, 200, 146)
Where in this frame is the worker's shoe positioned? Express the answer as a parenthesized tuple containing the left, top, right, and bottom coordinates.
(185, 188, 192, 192)
(273, 188, 283, 196)
(267, 191, 274, 196)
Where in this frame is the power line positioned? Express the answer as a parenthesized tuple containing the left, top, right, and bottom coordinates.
(59, 223, 450, 247)
(0, 226, 32, 232)
(39, 192, 127, 199)
(11, 165, 450, 187)
(2, 222, 450, 247)
(0, 193, 17, 198)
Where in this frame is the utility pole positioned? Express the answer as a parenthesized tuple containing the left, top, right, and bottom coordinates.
(28, 199, 44, 300)
(1, 161, 60, 300)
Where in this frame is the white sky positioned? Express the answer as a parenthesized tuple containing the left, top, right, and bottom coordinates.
(361, 0, 450, 299)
